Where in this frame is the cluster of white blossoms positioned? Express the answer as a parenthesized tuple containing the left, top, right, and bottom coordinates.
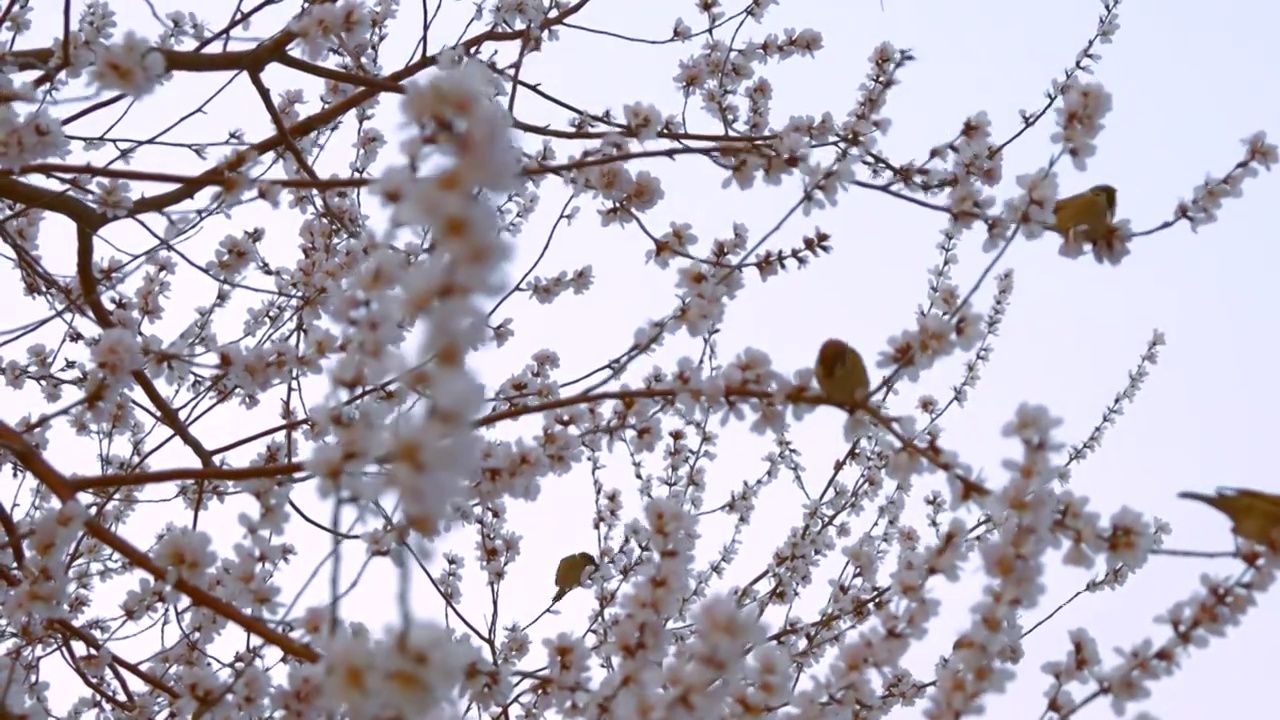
(0, 0, 1276, 719)
(0, 73, 69, 169)
(307, 57, 522, 539)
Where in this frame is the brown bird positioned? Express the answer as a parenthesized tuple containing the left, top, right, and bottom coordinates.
(814, 338, 870, 411)
(1178, 487, 1280, 548)
(1050, 185, 1117, 242)
(553, 552, 598, 603)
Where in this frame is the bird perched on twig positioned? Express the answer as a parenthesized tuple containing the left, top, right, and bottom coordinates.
(553, 552, 598, 603)
(1178, 487, 1280, 549)
(1050, 185, 1117, 242)
(814, 338, 870, 412)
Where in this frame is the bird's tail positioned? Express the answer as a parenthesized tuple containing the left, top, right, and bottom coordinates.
(1177, 491, 1227, 511)
(1177, 491, 1214, 503)
(552, 588, 567, 604)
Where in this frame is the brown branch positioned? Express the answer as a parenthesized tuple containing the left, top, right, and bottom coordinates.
(69, 462, 306, 493)
(0, 422, 321, 664)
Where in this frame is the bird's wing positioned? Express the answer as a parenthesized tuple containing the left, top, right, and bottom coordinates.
(1229, 488, 1280, 511)
(554, 557, 574, 586)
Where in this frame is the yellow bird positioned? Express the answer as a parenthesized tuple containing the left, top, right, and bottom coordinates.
(1178, 487, 1280, 548)
(1050, 184, 1117, 242)
(553, 552, 598, 603)
(814, 338, 870, 411)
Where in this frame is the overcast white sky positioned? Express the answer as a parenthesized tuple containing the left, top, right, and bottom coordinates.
(10, 0, 1280, 717)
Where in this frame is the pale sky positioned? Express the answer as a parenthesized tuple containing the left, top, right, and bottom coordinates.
(8, 1, 1280, 718)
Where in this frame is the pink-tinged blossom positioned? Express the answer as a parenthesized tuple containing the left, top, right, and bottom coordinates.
(91, 327, 144, 381)
(289, 0, 375, 63)
(90, 30, 166, 97)
(0, 107, 71, 168)
(1241, 130, 1278, 170)
(1009, 169, 1058, 241)
(1052, 79, 1113, 171)
(623, 102, 664, 141)
(152, 526, 217, 583)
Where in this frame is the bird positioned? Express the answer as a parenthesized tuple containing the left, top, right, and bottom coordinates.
(814, 338, 870, 412)
(1177, 487, 1280, 548)
(553, 552, 598, 603)
(1050, 185, 1117, 242)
